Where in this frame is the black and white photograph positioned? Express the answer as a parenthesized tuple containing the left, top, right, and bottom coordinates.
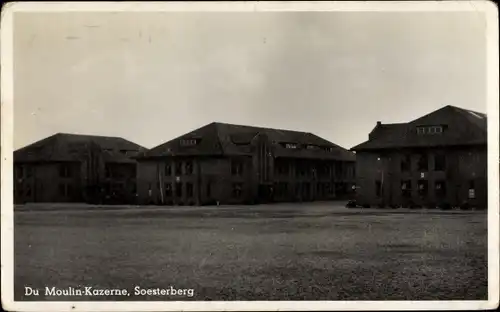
(1, 1, 499, 311)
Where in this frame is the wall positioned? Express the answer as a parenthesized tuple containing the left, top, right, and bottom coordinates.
(355, 146, 487, 207)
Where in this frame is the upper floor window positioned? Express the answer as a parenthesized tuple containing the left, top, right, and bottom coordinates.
(417, 153, 428, 171)
(175, 162, 182, 175)
(180, 139, 198, 146)
(165, 162, 172, 176)
(401, 154, 411, 172)
(231, 160, 244, 176)
(185, 161, 193, 175)
(434, 153, 446, 171)
(59, 164, 72, 178)
(306, 145, 318, 150)
(417, 126, 444, 135)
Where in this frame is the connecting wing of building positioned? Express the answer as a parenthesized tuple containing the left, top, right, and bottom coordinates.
(14, 133, 146, 204)
(351, 105, 487, 209)
(135, 122, 356, 205)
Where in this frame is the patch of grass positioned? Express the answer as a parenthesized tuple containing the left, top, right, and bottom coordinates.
(14, 203, 487, 301)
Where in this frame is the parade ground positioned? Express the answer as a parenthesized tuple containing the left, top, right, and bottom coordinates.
(14, 202, 488, 301)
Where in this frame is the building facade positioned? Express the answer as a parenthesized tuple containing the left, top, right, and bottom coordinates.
(135, 122, 356, 205)
(351, 105, 487, 209)
(14, 133, 145, 204)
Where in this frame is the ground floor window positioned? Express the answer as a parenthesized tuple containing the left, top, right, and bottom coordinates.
(206, 182, 211, 198)
(274, 182, 288, 197)
(186, 182, 193, 197)
(435, 180, 446, 197)
(468, 180, 476, 199)
(418, 180, 428, 196)
(175, 182, 182, 198)
(375, 180, 382, 197)
(164, 183, 172, 197)
(232, 183, 243, 198)
(401, 180, 411, 198)
(59, 183, 72, 197)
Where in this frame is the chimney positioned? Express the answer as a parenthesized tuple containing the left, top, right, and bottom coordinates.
(376, 121, 382, 126)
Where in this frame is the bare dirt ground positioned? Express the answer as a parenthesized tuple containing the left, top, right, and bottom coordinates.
(14, 202, 487, 301)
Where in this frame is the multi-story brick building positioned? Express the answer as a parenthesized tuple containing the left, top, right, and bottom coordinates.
(351, 105, 487, 209)
(14, 133, 145, 204)
(135, 122, 356, 205)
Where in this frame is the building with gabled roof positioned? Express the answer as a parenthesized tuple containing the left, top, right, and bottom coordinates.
(14, 133, 146, 204)
(351, 105, 487, 209)
(135, 122, 356, 205)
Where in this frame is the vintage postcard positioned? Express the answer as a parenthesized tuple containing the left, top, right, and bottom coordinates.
(1, 1, 499, 311)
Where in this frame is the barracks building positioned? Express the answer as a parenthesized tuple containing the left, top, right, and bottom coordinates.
(134, 122, 356, 205)
(351, 105, 487, 209)
(14, 133, 145, 204)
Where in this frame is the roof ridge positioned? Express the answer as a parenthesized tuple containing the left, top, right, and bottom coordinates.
(213, 121, 310, 135)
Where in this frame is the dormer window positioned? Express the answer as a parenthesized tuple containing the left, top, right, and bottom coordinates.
(285, 143, 298, 149)
(323, 147, 333, 152)
(417, 126, 444, 135)
(306, 145, 318, 150)
(180, 139, 198, 146)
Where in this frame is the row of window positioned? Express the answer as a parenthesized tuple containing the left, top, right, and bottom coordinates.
(274, 164, 355, 178)
(282, 143, 334, 152)
(375, 180, 476, 197)
(164, 161, 194, 176)
(399, 154, 445, 172)
(152, 182, 196, 198)
(416, 126, 444, 135)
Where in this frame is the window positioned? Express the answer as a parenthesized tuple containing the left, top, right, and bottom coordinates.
(326, 182, 333, 195)
(185, 161, 193, 175)
(67, 184, 73, 197)
(165, 162, 172, 176)
(375, 180, 382, 197)
(59, 183, 66, 196)
(401, 154, 411, 172)
(26, 185, 32, 196)
(186, 183, 193, 198)
(323, 147, 333, 152)
(275, 162, 289, 176)
(105, 165, 111, 178)
(417, 126, 443, 135)
(435, 180, 446, 197)
(417, 153, 428, 171)
(175, 182, 182, 197)
(469, 180, 475, 189)
(469, 180, 476, 199)
(180, 139, 197, 146)
(175, 162, 182, 175)
(434, 154, 446, 171)
(417, 180, 428, 196)
(15, 166, 24, 179)
(59, 164, 71, 178)
(285, 143, 297, 149)
(306, 145, 318, 150)
(206, 183, 211, 197)
(401, 180, 412, 198)
(232, 183, 243, 198)
(26, 166, 33, 178)
(231, 160, 244, 176)
(164, 183, 172, 197)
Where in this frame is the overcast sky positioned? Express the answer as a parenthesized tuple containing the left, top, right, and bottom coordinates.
(13, 11, 486, 150)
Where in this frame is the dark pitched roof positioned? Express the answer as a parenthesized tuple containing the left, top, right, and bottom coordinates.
(351, 105, 487, 151)
(138, 122, 355, 161)
(14, 133, 146, 163)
